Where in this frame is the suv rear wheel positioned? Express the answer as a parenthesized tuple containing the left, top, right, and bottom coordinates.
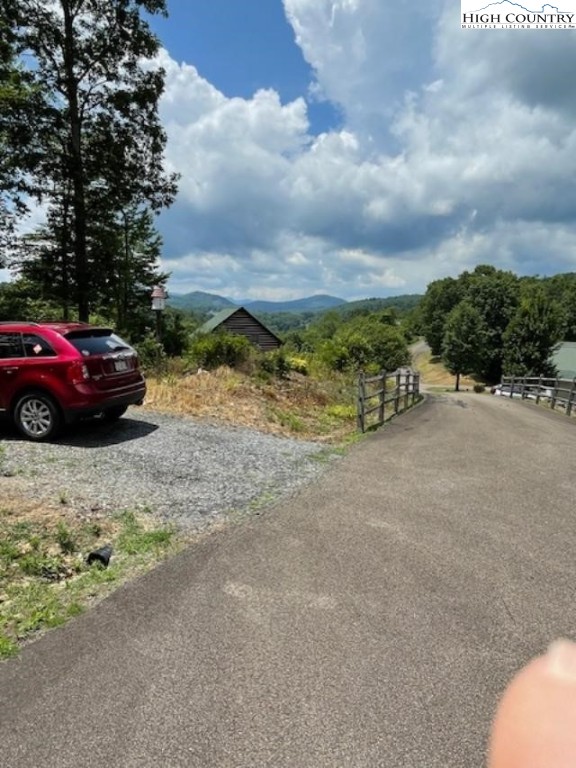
(14, 391, 62, 441)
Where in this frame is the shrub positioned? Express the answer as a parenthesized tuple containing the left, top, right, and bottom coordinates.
(258, 350, 292, 378)
(286, 355, 309, 375)
(135, 334, 166, 372)
(188, 331, 252, 370)
(473, 384, 486, 393)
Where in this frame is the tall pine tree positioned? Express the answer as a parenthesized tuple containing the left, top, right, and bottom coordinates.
(1, 0, 178, 320)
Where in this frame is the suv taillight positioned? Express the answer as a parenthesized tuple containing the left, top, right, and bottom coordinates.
(67, 361, 90, 384)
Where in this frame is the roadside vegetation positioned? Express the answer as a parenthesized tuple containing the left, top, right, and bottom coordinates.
(411, 344, 479, 391)
(0, 503, 181, 659)
(141, 304, 415, 441)
(413, 265, 575, 390)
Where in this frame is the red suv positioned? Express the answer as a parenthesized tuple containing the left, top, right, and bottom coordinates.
(0, 321, 146, 441)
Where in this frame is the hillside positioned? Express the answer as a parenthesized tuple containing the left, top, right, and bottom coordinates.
(168, 291, 235, 313)
(246, 295, 346, 313)
(330, 295, 422, 316)
(167, 291, 422, 316)
(168, 291, 346, 314)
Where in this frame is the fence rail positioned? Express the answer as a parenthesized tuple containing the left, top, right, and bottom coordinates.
(357, 368, 420, 433)
(499, 375, 576, 417)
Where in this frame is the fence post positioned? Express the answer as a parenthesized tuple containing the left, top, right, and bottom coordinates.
(567, 378, 576, 417)
(509, 375, 515, 398)
(536, 374, 543, 405)
(378, 370, 386, 426)
(404, 370, 410, 410)
(357, 372, 366, 432)
(551, 377, 560, 410)
(395, 370, 401, 414)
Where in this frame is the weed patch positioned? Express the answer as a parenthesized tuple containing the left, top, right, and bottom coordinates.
(0, 506, 181, 659)
(144, 366, 358, 442)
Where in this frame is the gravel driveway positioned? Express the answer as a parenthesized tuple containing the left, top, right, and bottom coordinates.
(0, 410, 336, 528)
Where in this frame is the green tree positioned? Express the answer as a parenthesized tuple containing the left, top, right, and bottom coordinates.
(319, 314, 409, 373)
(502, 287, 563, 377)
(539, 272, 576, 341)
(464, 266, 520, 382)
(441, 301, 488, 392)
(0, 25, 41, 254)
(420, 277, 463, 355)
(1, 0, 178, 321)
(0, 279, 62, 320)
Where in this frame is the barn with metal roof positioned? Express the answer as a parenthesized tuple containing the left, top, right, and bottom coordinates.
(197, 307, 282, 352)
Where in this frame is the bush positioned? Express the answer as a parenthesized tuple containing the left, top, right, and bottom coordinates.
(188, 331, 252, 370)
(286, 356, 309, 375)
(257, 350, 292, 378)
(134, 334, 166, 372)
(473, 384, 486, 393)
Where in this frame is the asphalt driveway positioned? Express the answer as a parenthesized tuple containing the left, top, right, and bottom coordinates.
(1, 392, 575, 767)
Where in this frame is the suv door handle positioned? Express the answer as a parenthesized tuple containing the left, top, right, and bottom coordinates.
(4, 367, 19, 374)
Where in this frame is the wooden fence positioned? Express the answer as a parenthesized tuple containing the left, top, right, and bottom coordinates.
(499, 375, 576, 416)
(357, 368, 420, 433)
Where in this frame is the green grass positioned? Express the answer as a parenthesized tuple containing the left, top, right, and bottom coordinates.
(266, 406, 305, 432)
(0, 509, 180, 659)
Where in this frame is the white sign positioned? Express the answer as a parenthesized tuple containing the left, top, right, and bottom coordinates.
(461, 1, 576, 28)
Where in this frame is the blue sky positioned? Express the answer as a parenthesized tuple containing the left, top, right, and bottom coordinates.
(148, 0, 341, 136)
(10, 0, 576, 302)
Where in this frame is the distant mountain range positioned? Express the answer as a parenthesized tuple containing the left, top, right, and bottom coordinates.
(168, 291, 346, 314)
(167, 290, 422, 315)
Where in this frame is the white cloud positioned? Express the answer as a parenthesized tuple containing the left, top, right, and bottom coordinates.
(153, 3, 576, 301)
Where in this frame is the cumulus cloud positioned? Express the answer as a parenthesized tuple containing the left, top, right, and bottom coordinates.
(156, 1, 576, 300)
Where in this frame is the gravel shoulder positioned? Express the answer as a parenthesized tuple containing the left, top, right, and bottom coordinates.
(0, 409, 339, 529)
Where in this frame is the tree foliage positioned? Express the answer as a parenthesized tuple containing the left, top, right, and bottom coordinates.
(420, 277, 463, 355)
(463, 266, 519, 381)
(418, 265, 576, 383)
(0, 0, 178, 321)
(502, 287, 563, 377)
(442, 301, 488, 391)
(283, 310, 410, 373)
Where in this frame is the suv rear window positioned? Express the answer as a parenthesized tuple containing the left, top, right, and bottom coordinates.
(64, 330, 133, 357)
(0, 332, 24, 359)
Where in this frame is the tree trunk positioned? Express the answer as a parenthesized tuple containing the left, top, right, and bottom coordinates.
(60, 193, 71, 321)
(62, 1, 89, 322)
(455, 371, 461, 392)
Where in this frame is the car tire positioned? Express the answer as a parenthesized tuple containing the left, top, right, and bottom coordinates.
(102, 405, 128, 422)
(14, 391, 62, 442)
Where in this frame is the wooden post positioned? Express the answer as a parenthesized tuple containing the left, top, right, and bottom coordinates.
(378, 370, 386, 426)
(536, 374, 543, 405)
(395, 370, 401, 414)
(551, 377, 560, 410)
(404, 370, 410, 410)
(509, 375, 515, 398)
(357, 372, 366, 432)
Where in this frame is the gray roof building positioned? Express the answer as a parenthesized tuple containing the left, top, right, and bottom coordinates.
(553, 341, 576, 379)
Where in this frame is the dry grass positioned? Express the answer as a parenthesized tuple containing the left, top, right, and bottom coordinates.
(143, 367, 358, 442)
(411, 346, 480, 390)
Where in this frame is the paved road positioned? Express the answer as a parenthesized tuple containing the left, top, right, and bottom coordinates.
(1, 393, 575, 767)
